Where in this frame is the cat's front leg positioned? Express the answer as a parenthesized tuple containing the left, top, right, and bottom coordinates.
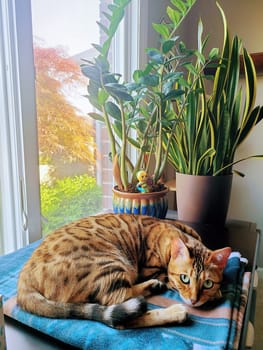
(139, 267, 167, 282)
(120, 304, 188, 329)
(131, 279, 167, 297)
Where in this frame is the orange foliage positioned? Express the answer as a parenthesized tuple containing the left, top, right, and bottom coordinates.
(34, 45, 95, 164)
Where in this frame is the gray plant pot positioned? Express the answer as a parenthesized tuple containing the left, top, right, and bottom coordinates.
(176, 173, 233, 226)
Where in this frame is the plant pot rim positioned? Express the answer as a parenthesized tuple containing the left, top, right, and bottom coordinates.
(176, 172, 233, 178)
(112, 186, 168, 199)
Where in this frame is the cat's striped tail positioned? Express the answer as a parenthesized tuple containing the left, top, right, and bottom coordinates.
(17, 290, 147, 328)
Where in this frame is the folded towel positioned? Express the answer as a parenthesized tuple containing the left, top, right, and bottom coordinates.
(227, 256, 248, 347)
(0, 241, 250, 350)
(232, 271, 250, 350)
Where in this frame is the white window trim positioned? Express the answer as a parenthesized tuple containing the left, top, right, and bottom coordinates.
(115, 0, 149, 78)
(112, 0, 141, 167)
(0, 0, 41, 254)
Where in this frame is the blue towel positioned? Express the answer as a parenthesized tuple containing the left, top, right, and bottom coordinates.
(0, 242, 249, 350)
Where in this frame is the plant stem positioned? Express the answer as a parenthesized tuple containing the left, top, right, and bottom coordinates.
(119, 100, 129, 190)
(132, 106, 158, 183)
(102, 105, 117, 160)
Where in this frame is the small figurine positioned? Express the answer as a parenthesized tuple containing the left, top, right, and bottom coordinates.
(136, 170, 151, 193)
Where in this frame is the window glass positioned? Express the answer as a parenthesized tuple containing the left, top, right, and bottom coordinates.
(31, 0, 114, 235)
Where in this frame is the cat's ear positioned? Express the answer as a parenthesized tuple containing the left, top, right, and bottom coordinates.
(171, 238, 189, 259)
(208, 247, 232, 269)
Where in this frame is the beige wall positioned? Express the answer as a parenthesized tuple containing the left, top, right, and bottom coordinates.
(145, 0, 263, 264)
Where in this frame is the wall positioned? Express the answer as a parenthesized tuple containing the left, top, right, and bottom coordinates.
(138, 0, 170, 65)
(144, 0, 263, 264)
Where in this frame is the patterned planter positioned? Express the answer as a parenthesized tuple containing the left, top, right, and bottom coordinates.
(112, 186, 168, 219)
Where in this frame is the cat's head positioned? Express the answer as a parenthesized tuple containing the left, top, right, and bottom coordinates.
(167, 238, 231, 307)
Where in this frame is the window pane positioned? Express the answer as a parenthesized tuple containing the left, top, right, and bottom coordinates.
(30, 0, 113, 235)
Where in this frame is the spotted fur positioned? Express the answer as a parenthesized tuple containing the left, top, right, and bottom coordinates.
(17, 214, 231, 328)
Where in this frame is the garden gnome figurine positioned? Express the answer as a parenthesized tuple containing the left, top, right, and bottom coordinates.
(136, 170, 150, 193)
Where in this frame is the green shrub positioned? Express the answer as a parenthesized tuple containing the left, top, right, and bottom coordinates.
(40, 175, 102, 235)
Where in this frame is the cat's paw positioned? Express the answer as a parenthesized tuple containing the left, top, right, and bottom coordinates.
(166, 303, 188, 323)
(148, 279, 167, 294)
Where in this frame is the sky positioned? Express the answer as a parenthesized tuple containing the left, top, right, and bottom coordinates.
(31, 0, 100, 55)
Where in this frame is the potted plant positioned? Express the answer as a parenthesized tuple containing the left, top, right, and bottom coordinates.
(162, 2, 263, 225)
(80, 0, 199, 218)
(81, 0, 263, 223)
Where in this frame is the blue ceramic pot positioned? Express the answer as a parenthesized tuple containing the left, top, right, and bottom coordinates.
(112, 186, 168, 219)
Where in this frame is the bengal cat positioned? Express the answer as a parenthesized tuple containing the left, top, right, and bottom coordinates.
(17, 213, 231, 329)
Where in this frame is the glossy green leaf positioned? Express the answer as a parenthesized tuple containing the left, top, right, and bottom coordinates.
(172, 0, 187, 13)
(133, 69, 144, 83)
(139, 74, 159, 87)
(147, 50, 164, 64)
(88, 112, 104, 122)
(162, 40, 176, 54)
(163, 71, 183, 81)
(164, 89, 185, 101)
(208, 47, 220, 60)
(105, 101, 121, 120)
(195, 51, 206, 65)
(167, 6, 181, 25)
(96, 21, 109, 35)
(92, 43, 103, 54)
(182, 62, 198, 75)
(102, 11, 112, 22)
(97, 89, 109, 105)
(104, 83, 133, 101)
(81, 65, 100, 83)
(152, 23, 170, 39)
(127, 137, 141, 149)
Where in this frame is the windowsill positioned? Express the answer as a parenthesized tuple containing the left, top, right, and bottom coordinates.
(5, 316, 77, 350)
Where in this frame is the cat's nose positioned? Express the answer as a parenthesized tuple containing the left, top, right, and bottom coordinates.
(190, 299, 197, 305)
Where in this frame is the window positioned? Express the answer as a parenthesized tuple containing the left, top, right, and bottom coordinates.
(0, 0, 140, 253)
(31, 0, 103, 235)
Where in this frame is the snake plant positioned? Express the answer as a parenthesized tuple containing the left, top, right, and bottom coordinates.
(166, 2, 263, 176)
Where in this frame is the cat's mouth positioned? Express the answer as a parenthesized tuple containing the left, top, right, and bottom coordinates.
(181, 298, 205, 308)
(168, 287, 205, 307)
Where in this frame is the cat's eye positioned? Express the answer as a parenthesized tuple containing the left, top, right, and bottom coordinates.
(180, 274, 190, 284)
(203, 279, 214, 289)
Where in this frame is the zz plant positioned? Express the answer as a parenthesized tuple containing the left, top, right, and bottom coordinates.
(81, 0, 199, 192)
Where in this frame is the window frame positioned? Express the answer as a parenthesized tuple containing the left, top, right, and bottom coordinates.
(0, 0, 41, 254)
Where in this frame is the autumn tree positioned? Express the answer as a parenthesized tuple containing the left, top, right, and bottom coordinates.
(34, 45, 95, 165)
